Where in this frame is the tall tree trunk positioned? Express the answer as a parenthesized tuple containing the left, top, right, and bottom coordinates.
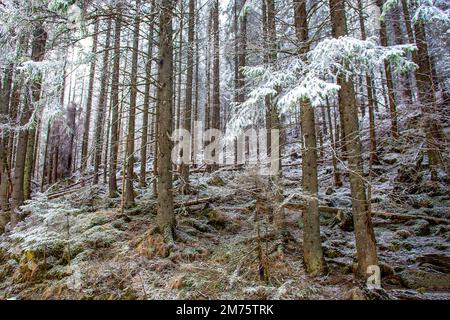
(400, 0, 418, 102)
(124, 0, 142, 208)
(208, 0, 221, 172)
(40, 121, 51, 192)
(329, 0, 378, 278)
(357, 0, 379, 166)
(156, 0, 176, 243)
(391, 5, 413, 104)
(293, 0, 325, 275)
(413, 17, 445, 181)
(175, 1, 184, 132)
(81, 18, 99, 175)
(93, 17, 112, 185)
(326, 98, 342, 187)
(11, 25, 47, 226)
(376, 0, 399, 139)
(140, 1, 156, 189)
(180, 0, 195, 194)
(109, 6, 123, 197)
(0, 64, 13, 215)
(266, 0, 285, 237)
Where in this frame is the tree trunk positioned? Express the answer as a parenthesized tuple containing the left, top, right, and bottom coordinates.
(0, 64, 13, 214)
(357, 0, 379, 166)
(266, 0, 285, 236)
(329, 0, 378, 278)
(208, 0, 221, 172)
(81, 18, 99, 175)
(93, 17, 112, 185)
(108, 9, 123, 198)
(124, 0, 142, 208)
(140, 1, 156, 189)
(413, 18, 445, 181)
(326, 98, 342, 187)
(376, 0, 399, 139)
(156, 0, 176, 242)
(108, 3, 122, 198)
(180, 0, 195, 194)
(11, 25, 47, 226)
(293, 0, 325, 275)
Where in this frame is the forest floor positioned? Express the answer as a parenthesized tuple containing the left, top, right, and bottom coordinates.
(0, 108, 449, 300)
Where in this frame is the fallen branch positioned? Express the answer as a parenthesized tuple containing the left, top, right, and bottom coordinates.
(284, 202, 450, 225)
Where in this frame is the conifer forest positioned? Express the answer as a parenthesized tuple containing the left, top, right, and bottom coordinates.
(0, 0, 449, 301)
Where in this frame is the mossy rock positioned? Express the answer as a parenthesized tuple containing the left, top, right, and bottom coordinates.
(46, 265, 72, 280)
(82, 226, 121, 249)
(89, 215, 111, 228)
(399, 268, 450, 290)
(395, 229, 414, 239)
(412, 219, 431, 236)
(23, 240, 67, 263)
(203, 207, 228, 230)
(323, 246, 344, 259)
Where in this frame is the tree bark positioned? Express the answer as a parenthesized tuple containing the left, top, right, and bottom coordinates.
(124, 0, 142, 208)
(81, 18, 99, 175)
(11, 25, 47, 225)
(140, 1, 156, 189)
(93, 17, 112, 185)
(180, 0, 195, 194)
(329, 0, 378, 278)
(413, 18, 445, 181)
(108, 2, 123, 198)
(376, 0, 399, 139)
(156, 0, 176, 242)
(293, 0, 325, 275)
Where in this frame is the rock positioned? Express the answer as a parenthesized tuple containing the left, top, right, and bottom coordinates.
(387, 240, 412, 252)
(204, 208, 228, 230)
(344, 287, 366, 300)
(379, 262, 395, 277)
(433, 225, 449, 236)
(395, 229, 414, 239)
(323, 246, 344, 259)
(399, 268, 450, 290)
(412, 219, 431, 236)
(89, 215, 111, 228)
(416, 254, 450, 273)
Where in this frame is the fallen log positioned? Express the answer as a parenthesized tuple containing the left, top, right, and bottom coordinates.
(284, 202, 450, 225)
(47, 186, 87, 200)
(174, 193, 235, 209)
(372, 211, 449, 225)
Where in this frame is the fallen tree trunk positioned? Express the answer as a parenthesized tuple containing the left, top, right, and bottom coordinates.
(175, 193, 235, 209)
(284, 202, 450, 225)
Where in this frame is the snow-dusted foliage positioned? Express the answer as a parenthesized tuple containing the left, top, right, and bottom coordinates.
(227, 36, 416, 135)
(6, 193, 82, 253)
(381, 0, 450, 24)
